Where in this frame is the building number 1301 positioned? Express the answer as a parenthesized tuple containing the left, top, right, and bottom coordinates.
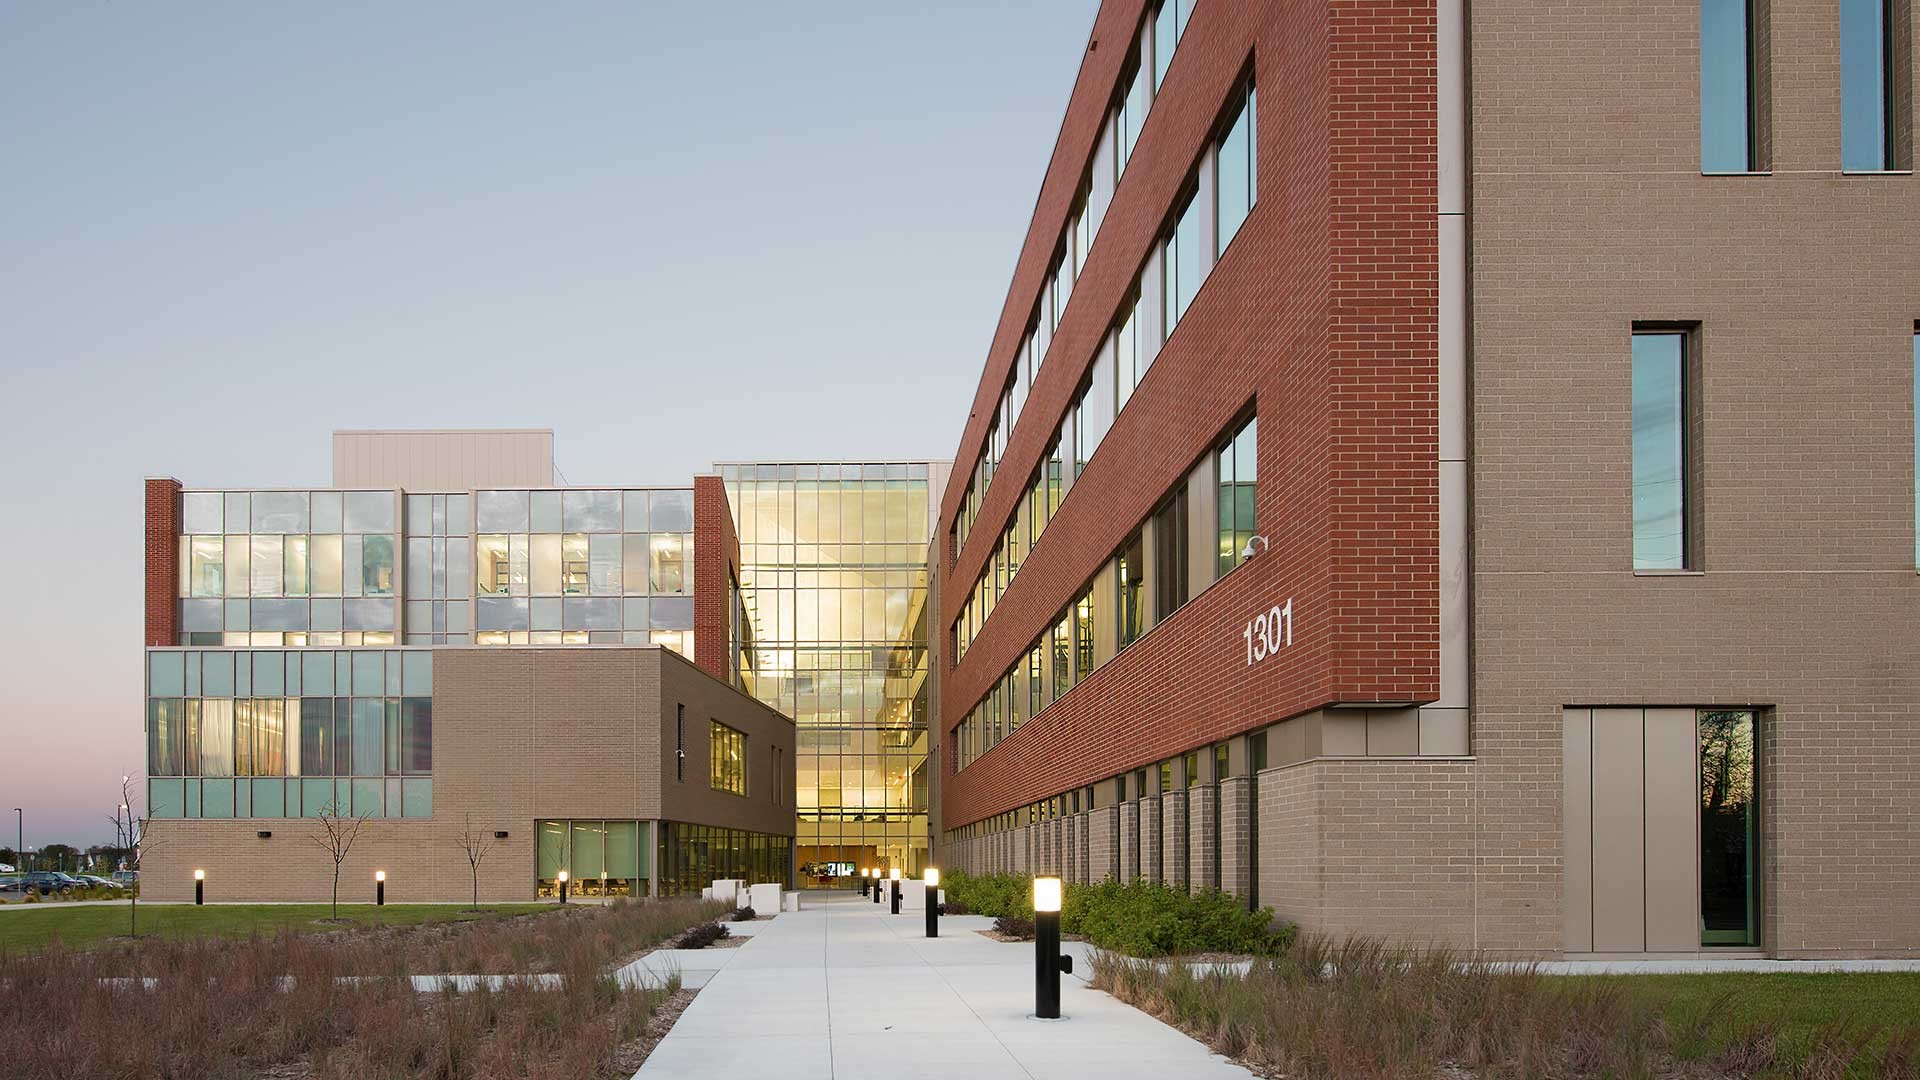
(1243, 599, 1293, 665)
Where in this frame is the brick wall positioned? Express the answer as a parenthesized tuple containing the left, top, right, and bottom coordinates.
(690, 474, 741, 682)
(145, 478, 181, 647)
(940, 0, 1440, 830)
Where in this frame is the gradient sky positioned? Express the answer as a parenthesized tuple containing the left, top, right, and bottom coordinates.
(0, 2, 1096, 848)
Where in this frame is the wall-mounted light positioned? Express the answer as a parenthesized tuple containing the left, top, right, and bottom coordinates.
(493, 830, 510, 839)
(1240, 535, 1271, 561)
(256, 830, 272, 839)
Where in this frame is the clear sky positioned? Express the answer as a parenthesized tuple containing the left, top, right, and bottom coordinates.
(0, 2, 1096, 848)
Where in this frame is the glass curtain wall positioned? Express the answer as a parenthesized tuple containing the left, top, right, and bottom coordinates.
(720, 463, 934, 885)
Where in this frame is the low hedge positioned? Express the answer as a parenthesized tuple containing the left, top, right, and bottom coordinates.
(939, 870, 1294, 959)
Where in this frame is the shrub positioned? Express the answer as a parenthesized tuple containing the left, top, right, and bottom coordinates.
(992, 915, 1035, 940)
(672, 921, 728, 950)
(943, 872, 1292, 958)
(729, 906, 756, 921)
(939, 871, 1033, 920)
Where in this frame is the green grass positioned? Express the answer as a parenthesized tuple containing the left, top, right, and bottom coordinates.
(0, 902, 556, 952)
(1576, 972, 1920, 1070)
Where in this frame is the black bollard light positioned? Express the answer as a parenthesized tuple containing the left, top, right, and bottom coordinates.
(1033, 876, 1072, 1020)
(924, 867, 942, 938)
(889, 868, 901, 914)
(872, 869, 882, 904)
(194, 868, 205, 906)
(375, 870, 386, 906)
(558, 869, 570, 904)
(859, 868, 870, 897)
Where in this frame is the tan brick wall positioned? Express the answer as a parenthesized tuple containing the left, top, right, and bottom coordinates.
(1219, 777, 1251, 900)
(1188, 786, 1218, 894)
(1089, 806, 1118, 883)
(1472, 0, 1920, 956)
(1119, 802, 1139, 883)
(1140, 795, 1163, 882)
(146, 647, 793, 903)
(1161, 790, 1188, 891)
(1257, 759, 1476, 946)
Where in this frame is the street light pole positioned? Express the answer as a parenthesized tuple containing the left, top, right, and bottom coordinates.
(13, 808, 21, 872)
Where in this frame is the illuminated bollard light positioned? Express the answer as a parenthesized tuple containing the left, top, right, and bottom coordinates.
(1033, 877, 1072, 1020)
(890, 868, 902, 915)
(194, 868, 205, 906)
(375, 870, 386, 906)
(557, 869, 570, 904)
(924, 867, 943, 938)
(859, 868, 870, 897)
(873, 869, 883, 905)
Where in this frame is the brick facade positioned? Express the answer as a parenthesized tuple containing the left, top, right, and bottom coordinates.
(690, 474, 741, 682)
(144, 477, 181, 647)
(145, 647, 794, 902)
(939, 0, 1440, 831)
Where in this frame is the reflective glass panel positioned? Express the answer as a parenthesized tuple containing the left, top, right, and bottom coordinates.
(1631, 333, 1687, 570)
(1841, 0, 1893, 170)
(1700, 710, 1757, 945)
(1700, 0, 1755, 172)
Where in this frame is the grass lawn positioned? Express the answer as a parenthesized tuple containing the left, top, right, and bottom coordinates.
(0, 902, 556, 952)
(1580, 971, 1920, 1069)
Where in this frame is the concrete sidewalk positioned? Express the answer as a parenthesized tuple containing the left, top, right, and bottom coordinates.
(636, 891, 1252, 1080)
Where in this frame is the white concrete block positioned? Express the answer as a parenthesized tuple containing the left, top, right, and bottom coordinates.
(748, 882, 781, 914)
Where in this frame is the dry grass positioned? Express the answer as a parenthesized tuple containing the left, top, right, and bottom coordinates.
(0, 896, 728, 1079)
(1091, 934, 1920, 1079)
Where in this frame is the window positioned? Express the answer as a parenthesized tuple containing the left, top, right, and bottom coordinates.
(1216, 84, 1258, 255)
(1153, 0, 1190, 92)
(710, 721, 747, 796)
(1699, 710, 1758, 946)
(1841, 0, 1903, 171)
(1700, 0, 1763, 172)
(1153, 486, 1190, 616)
(1051, 614, 1072, 700)
(1631, 331, 1691, 570)
(1028, 644, 1044, 717)
(1118, 531, 1146, 648)
(1216, 415, 1259, 577)
(1163, 194, 1201, 337)
(1074, 590, 1095, 682)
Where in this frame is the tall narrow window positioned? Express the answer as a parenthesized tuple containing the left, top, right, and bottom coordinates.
(1631, 331, 1691, 570)
(1162, 194, 1201, 338)
(1699, 710, 1758, 945)
(1841, 0, 1900, 170)
(1701, 0, 1762, 172)
(1074, 591, 1095, 682)
(1216, 84, 1258, 256)
(1051, 614, 1072, 700)
(1216, 415, 1260, 577)
(710, 721, 747, 796)
(1117, 531, 1146, 648)
(1153, 487, 1190, 615)
(1028, 644, 1044, 717)
(1153, 0, 1189, 92)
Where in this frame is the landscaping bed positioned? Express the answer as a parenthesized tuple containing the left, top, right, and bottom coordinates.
(1091, 934, 1920, 1079)
(939, 871, 1293, 958)
(0, 896, 730, 1079)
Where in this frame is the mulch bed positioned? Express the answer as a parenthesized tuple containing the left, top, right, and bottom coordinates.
(605, 988, 696, 1079)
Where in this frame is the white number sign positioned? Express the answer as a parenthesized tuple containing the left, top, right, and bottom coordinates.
(1243, 599, 1293, 666)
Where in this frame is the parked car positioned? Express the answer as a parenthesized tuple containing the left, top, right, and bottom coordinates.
(74, 875, 122, 891)
(21, 872, 87, 897)
(111, 870, 139, 887)
(0, 874, 26, 896)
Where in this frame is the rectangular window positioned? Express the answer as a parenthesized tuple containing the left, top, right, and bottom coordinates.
(1216, 84, 1258, 255)
(1123, 60, 1149, 166)
(1074, 590, 1095, 682)
(1699, 710, 1758, 945)
(1216, 415, 1260, 577)
(1153, 486, 1190, 616)
(1118, 531, 1146, 648)
(1631, 331, 1691, 570)
(1028, 644, 1044, 717)
(1162, 194, 1201, 338)
(1700, 0, 1762, 172)
(1051, 614, 1072, 700)
(1153, 0, 1189, 92)
(710, 720, 747, 796)
(1841, 0, 1902, 170)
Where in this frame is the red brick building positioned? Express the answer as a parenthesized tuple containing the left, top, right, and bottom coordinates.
(932, 0, 1920, 960)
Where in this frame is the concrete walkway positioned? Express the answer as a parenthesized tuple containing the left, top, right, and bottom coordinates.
(636, 891, 1252, 1080)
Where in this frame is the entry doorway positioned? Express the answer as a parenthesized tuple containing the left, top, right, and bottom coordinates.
(1563, 707, 1759, 953)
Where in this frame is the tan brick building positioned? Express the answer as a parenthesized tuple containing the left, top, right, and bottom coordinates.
(931, 0, 1920, 960)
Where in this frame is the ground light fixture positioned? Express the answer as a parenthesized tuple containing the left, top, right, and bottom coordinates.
(924, 867, 943, 938)
(859, 868, 869, 897)
(375, 870, 386, 906)
(889, 867, 902, 915)
(194, 868, 205, 906)
(872, 870, 882, 905)
(1032, 876, 1072, 1020)
(557, 869, 569, 904)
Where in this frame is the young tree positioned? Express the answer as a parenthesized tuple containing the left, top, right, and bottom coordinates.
(111, 774, 158, 938)
(454, 813, 497, 912)
(310, 799, 370, 921)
